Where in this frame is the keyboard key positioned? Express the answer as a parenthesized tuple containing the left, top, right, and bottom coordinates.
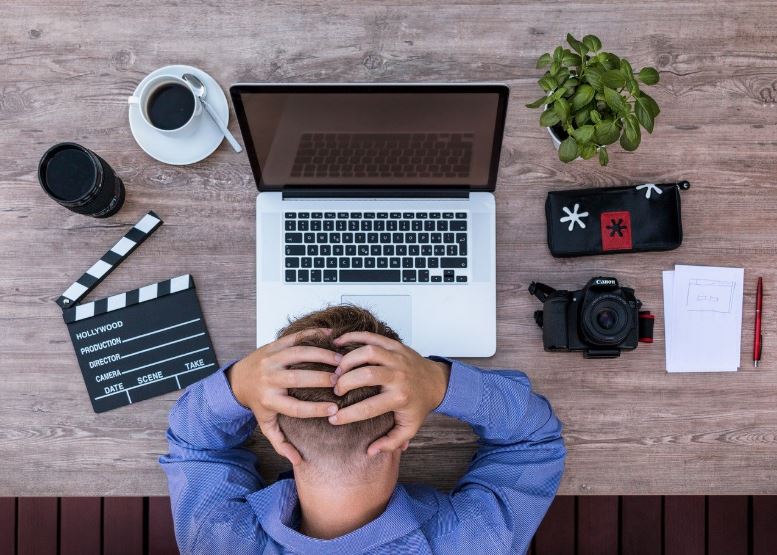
(358, 245, 369, 256)
(311, 221, 322, 231)
(403, 212, 414, 218)
(424, 221, 435, 231)
(409, 245, 419, 256)
(416, 212, 427, 219)
(346, 245, 356, 256)
(419, 270, 430, 282)
(325, 212, 336, 218)
(390, 212, 401, 218)
(337, 212, 348, 218)
(316, 233, 327, 243)
(311, 270, 322, 282)
(383, 245, 394, 256)
(367, 233, 378, 243)
(360, 220, 372, 231)
(377, 257, 388, 268)
(428, 257, 439, 268)
(399, 221, 410, 231)
(285, 233, 302, 243)
(412, 221, 423, 231)
(414, 257, 426, 268)
(377, 212, 388, 218)
(301, 257, 312, 268)
(350, 212, 361, 218)
(285, 258, 300, 268)
(370, 245, 381, 256)
(419, 233, 429, 243)
(432, 275, 442, 282)
(450, 221, 467, 231)
(285, 221, 296, 231)
(298, 221, 309, 231)
(442, 257, 467, 268)
(443, 212, 454, 218)
(430, 212, 441, 219)
(402, 257, 413, 268)
(340, 270, 401, 282)
(324, 221, 335, 231)
(314, 257, 325, 268)
(365, 257, 376, 268)
(397, 245, 408, 256)
(380, 233, 391, 243)
(444, 270, 455, 282)
(339, 258, 350, 268)
(286, 245, 305, 255)
(402, 270, 417, 282)
(406, 233, 417, 243)
(389, 257, 401, 268)
(304, 233, 315, 243)
(364, 212, 375, 218)
(421, 245, 432, 256)
(312, 212, 322, 219)
(393, 233, 404, 243)
(326, 258, 337, 268)
(437, 221, 448, 231)
(343, 233, 354, 243)
(324, 270, 337, 282)
(285, 269, 296, 282)
(352, 257, 364, 268)
(434, 245, 445, 255)
(320, 245, 331, 256)
(298, 212, 310, 218)
(333, 245, 344, 256)
(443, 233, 454, 243)
(387, 221, 398, 231)
(330, 233, 341, 243)
(456, 275, 467, 282)
(374, 221, 385, 231)
(298, 270, 309, 282)
(284, 212, 295, 218)
(447, 245, 458, 256)
(455, 212, 467, 219)
(355, 233, 366, 243)
(431, 233, 442, 243)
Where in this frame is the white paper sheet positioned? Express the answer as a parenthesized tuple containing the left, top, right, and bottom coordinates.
(663, 265, 744, 372)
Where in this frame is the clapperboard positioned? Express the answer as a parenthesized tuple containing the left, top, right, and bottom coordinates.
(57, 211, 219, 413)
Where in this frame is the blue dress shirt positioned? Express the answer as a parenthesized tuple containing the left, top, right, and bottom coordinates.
(160, 358, 566, 554)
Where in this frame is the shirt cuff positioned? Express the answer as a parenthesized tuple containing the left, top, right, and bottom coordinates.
(203, 360, 254, 422)
(431, 357, 484, 421)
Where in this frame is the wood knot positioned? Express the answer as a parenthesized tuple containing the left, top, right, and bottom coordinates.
(657, 53, 672, 68)
(758, 82, 777, 103)
(363, 54, 385, 71)
(29, 29, 42, 39)
(111, 49, 135, 71)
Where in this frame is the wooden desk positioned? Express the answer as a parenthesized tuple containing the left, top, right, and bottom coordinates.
(1, 1, 776, 496)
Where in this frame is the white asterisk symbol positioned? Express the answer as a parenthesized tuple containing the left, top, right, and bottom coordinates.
(635, 183, 663, 199)
(560, 203, 589, 231)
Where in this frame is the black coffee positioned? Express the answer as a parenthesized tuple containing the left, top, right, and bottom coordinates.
(45, 147, 97, 201)
(147, 83, 195, 130)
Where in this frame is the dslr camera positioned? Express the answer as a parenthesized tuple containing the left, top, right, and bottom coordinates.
(529, 277, 651, 358)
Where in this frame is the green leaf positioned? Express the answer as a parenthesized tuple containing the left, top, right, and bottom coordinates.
(638, 91, 660, 117)
(558, 137, 578, 162)
(590, 109, 602, 124)
(538, 75, 557, 92)
(556, 67, 570, 85)
(582, 35, 602, 52)
(566, 33, 586, 54)
(571, 83, 595, 110)
(594, 119, 620, 145)
(553, 46, 564, 62)
(638, 67, 660, 85)
(536, 52, 553, 68)
(620, 58, 634, 79)
(550, 61, 560, 75)
(602, 70, 626, 89)
(579, 142, 597, 159)
(584, 66, 605, 91)
(572, 124, 595, 144)
(563, 78, 579, 90)
(603, 86, 630, 116)
(554, 97, 570, 123)
(598, 52, 620, 70)
(561, 51, 579, 66)
(525, 95, 549, 109)
(627, 77, 640, 96)
(598, 146, 609, 166)
(574, 109, 590, 127)
(540, 109, 561, 127)
(634, 95, 655, 132)
(621, 114, 642, 150)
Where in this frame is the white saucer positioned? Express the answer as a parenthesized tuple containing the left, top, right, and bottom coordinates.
(128, 65, 229, 165)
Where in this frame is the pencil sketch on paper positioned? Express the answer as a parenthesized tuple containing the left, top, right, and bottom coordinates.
(686, 278, 735, 313)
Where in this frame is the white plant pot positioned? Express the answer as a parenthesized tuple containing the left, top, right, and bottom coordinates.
(547, 126, 563, 149)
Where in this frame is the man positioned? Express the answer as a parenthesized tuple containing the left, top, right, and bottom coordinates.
(161, 305, 566, 554)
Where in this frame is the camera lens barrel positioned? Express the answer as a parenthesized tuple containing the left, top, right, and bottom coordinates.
(581, 294, 633, 346)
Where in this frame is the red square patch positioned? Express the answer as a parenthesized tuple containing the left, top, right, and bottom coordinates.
(601, 211, 632, 251)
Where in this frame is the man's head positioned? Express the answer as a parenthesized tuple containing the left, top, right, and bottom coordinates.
(276, 305, 399, 475)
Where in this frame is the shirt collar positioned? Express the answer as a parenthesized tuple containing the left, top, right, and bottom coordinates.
(247, 479, 433, 554)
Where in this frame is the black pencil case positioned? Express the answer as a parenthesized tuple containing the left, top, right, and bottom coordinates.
(545, 181, 690, 257)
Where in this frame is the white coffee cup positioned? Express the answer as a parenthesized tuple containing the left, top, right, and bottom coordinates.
(128, 74, 202, 136)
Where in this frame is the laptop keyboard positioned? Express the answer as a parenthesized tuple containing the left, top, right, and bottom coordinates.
(283, 211, 469, 284)
(290, 133, 473, 179)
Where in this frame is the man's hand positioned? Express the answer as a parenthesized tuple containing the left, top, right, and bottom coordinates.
(227, 330, 341, 465)
(328, 332, 450, 456)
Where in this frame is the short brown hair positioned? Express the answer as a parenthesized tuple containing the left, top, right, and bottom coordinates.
(276, 305, 398, 470)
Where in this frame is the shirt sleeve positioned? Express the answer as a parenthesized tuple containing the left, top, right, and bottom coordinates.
(430, 358, 566, 554)
(159, 362, 264, 553)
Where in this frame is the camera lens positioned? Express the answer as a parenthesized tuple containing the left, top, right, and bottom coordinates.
(581, 295, 633, 346)
(596, 309, 618, 330)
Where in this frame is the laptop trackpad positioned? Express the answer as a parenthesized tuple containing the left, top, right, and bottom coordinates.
(341, 295, 412, 344)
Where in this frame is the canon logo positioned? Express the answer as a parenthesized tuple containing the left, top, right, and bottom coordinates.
(594, 279, 617, 286)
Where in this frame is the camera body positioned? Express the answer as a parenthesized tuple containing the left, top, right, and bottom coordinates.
(530, 277, 643, 358)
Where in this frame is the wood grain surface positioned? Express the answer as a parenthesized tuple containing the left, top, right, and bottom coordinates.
(1, 0, 776, 496)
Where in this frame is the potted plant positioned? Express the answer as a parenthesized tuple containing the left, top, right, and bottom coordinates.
(526, 34, 661, 166)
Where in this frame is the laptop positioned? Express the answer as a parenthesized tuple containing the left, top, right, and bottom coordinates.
(230, 84, 508, 357)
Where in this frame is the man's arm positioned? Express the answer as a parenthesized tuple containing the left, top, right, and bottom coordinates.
(159, 365, 262, 552)
(432, 358, 566, 553)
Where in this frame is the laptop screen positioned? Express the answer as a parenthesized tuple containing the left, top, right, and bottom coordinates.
(231, 85, 508, 191)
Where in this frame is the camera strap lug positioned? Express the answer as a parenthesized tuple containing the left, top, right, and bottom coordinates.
(528, 281, 557, 303)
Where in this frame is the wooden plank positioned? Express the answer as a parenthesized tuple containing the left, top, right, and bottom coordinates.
(2, 0, 777, 497)
(708, 495, 749, 555)
(533, 495, 575, 554)
(577, 496, 618, 555)
(149, 496, 178, 555)
(753, 496, 777, 555)
(0, 498, 15, 555)
(61, 497, 102, 555)
(664, 496, 705, 555)
(17, 497, 57, 555)
(621, 496, 661, 555)
(103, 497, 144, 555)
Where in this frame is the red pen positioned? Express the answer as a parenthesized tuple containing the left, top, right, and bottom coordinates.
(754, 277, 763, 368)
